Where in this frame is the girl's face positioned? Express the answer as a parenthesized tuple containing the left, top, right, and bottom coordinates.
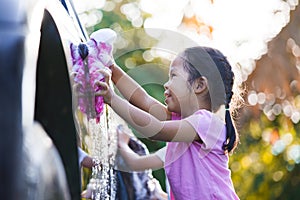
(164, 56, 196, 115)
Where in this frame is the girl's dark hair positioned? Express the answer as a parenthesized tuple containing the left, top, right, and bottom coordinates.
(182, 46, 239, 153)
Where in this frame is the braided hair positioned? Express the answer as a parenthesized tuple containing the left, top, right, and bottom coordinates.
(182, 46, 238, 153)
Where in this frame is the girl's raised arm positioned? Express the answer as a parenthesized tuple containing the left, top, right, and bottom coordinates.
(98, 68, 199, 142)
(111, 64, 171, 121)
(109, 92, 199, 142)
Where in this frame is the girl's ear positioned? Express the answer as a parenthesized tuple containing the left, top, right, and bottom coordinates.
(193, 76, 208, 94)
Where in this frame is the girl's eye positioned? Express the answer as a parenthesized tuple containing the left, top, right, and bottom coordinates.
(170, 73, 176, 78)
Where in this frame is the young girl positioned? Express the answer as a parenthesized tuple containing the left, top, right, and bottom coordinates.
(99, 46, 240, 199)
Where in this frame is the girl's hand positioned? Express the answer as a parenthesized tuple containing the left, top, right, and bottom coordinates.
(81, 155, 95, 169)
(117, 125, 131, 148)
(95, 68, 114, 104)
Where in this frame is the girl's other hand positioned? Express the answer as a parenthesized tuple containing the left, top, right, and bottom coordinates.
(95, 67, 114, 104)
(81, 155, 95, 169)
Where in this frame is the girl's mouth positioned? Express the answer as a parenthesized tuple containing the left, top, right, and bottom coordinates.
(164, 91, 171, 104)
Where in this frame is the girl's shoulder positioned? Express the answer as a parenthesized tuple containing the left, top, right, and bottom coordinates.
(184, 109, 213, 129)
(189, 109, 215, 122)
(171, 109, 213, 120)
(193, 109, 224, 123)
(193, 109, 213, 116)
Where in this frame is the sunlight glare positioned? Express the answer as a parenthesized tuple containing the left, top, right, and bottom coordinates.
(73, 0, 298, 83)
(140, 0, 298, 83)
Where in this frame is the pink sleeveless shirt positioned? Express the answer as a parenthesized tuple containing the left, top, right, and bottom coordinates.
(165, 110, 239, 200)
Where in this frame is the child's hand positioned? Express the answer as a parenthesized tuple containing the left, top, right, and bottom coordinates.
(117, 125, 131, 148)
(95, 68, 114, 104)
(81, 155, 95, 169)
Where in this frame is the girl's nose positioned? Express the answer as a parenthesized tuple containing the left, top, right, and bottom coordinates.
(163, 81, 169, 89)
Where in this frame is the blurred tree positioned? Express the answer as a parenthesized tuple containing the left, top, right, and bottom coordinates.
(231, 3, 300, 200)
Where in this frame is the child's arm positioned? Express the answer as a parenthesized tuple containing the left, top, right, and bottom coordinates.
(112, 95, 199, 141)
(98, 70, 200, 142)
(118, 127, 164, 171)
(119, 145, 164, 171)
(111, 64, 171, 121)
